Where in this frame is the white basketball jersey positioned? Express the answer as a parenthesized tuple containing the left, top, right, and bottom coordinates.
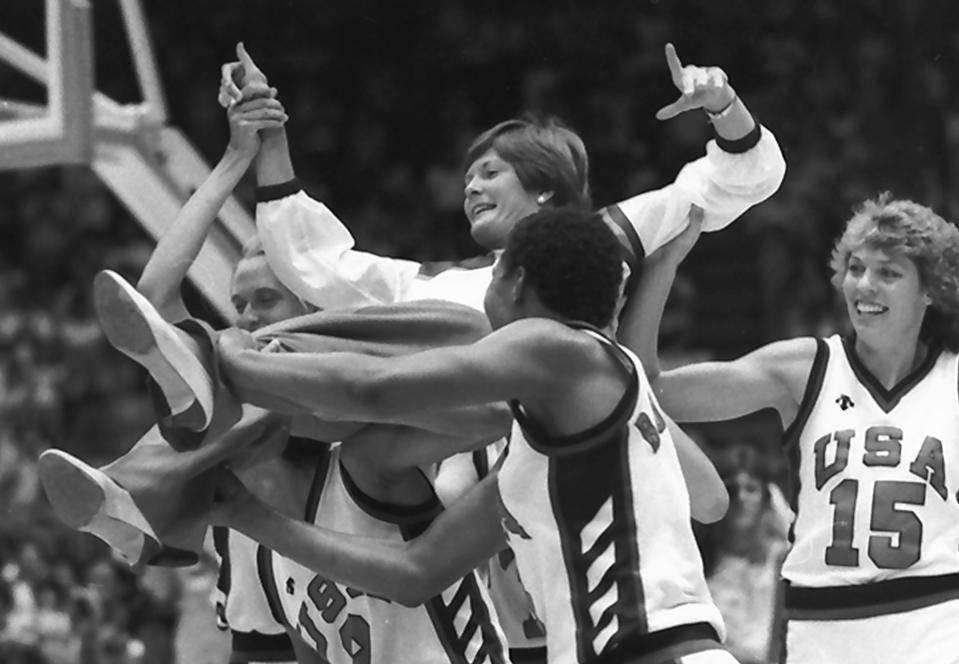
(435, 443, 547, 652)
(261, 445, 509, 664)
(213, 446, 315, 663)
(213, 527, 294, 663)
(408, 263, 494, 311)
(781, 335, 959, 587)
(214, 528, 285, 634)
(496, 328, 724, 664)
(415, 255, 546, 654)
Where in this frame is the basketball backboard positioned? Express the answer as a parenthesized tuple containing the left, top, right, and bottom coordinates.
(0, 0, 94, 169)
(0, 0, 253, 321)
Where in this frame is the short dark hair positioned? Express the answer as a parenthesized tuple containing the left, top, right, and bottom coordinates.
(500, 207, 624, 328)
(464, 115, 591, 211)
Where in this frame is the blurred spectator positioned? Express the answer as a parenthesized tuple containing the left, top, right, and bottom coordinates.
(697, 444, 792, 664)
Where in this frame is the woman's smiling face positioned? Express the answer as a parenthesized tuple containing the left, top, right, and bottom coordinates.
(841, 246, 929, 344)
(463, 149, 541, 250)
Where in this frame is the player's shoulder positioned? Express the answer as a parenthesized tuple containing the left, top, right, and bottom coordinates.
(496, 316, 591, 343)
(758, 336, 820, 363)
(752, 336, 823, 390)
(490, 317, 598, 359)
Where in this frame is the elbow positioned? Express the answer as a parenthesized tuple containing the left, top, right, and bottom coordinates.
(762, 132, 788, 194)
(469, 402, 512, 441)
(693, 488, 730, 525)
(771, 152, 787, 192)
(391, 558, 447, 608)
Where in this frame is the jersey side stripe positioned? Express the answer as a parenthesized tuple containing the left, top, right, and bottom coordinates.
(397, 520, 508, 664)
(782, 338, 829, 521)
(256, 546, 288, 626)
(550, 429, 646, 662)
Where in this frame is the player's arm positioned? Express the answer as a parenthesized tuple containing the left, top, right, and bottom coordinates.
(218, 318, 575, 423)
(370, 402, 512, 446)
(619, 208, 809, 426)
(598, 43, 786, 264)
(668, 418, 728, 524)
(137, 84, 286, 322)
(215, 468, 508, 606)
(653, 339, 815, 427)
(219, 44, 421, 308)
(617, 206, 702, 376)
(343, 424, 504, 479)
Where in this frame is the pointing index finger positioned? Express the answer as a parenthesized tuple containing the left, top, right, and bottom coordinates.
(237, 41, 255, 68)
(664, 43, 684, 82)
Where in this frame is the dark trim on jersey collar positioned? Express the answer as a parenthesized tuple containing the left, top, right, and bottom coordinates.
(303, 447, 333, 524)
(508, 322, 638, 455)
(841, 335, 941, 413)
(339, 459, 443, 526)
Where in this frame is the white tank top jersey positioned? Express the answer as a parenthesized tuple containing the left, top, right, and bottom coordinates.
(213, 527, 294, 662)
(407, 261, 495, 311)
(781, 336, 959, 606)
(259, 445, 510, 664)
(434, 443, 548, 654)
(496, 326, 725, 664)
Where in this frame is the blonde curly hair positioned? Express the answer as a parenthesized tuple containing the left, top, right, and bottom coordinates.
(829, 193, 959, 351)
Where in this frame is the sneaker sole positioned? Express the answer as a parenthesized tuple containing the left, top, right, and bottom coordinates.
(38, 449, 104, 530)
(38, 450, 159, 565)
(93, 270, 213, 431)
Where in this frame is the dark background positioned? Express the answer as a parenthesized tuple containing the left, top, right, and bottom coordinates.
(1, 2, 958, 661)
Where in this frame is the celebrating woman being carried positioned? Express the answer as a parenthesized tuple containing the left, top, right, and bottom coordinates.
(96, 206, 742, 664)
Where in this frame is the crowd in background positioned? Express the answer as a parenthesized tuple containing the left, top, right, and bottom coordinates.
(1, 1, 958, 661)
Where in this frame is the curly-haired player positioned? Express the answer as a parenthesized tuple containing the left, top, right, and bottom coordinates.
(625, 193, 959, 664)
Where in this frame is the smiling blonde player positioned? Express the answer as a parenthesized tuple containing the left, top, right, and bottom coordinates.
(623, 194, 959, 664)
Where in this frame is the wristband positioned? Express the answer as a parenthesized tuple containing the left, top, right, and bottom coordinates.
(714, 117, 762, 154)
(256, 178, 302, 203)
(704, 92, 738, 122)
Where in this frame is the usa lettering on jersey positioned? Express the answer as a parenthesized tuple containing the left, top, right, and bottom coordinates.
(813, 425, 949, 569)
(294, 575, 388, 664)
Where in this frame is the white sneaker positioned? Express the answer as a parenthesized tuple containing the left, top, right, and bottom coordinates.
(38, 449, 159, 566)
(93, 270, 214, 431)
